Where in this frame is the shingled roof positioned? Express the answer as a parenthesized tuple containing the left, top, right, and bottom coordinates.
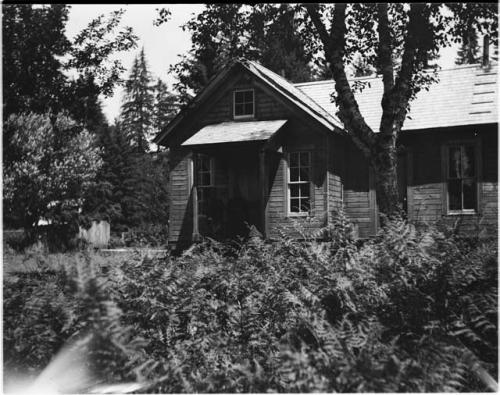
(295, 63, 498, 132)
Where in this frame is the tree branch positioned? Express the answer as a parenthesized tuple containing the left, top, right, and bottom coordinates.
(376, 3, 395, 135)
(392, 3, 426, 132)
(324, 3, 375, 154)
(303, 3, 332, 56)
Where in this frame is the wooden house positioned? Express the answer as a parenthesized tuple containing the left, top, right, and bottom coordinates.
(154, 59, 498, 249)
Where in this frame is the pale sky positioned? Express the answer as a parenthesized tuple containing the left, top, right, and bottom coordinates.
(65, 4, 461, 124)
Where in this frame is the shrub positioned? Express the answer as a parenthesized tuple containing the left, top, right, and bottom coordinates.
(3, 213, 498, 392)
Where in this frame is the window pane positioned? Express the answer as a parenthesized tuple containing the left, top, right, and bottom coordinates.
(244, 103, 253, 115)
(449, 146, 461, 178)
(289, 153, 299, 167)
(299, 168, 310, 182)
(462, 146, 475, 177)
(244, 90, 253, 102)
(448, 179, 461, 210)
(463, 179, 476, 209)
(235, 103, 244, 115)
(234, 91, 244, 104)
(290, 168, 299, 182)
(300, 152, 310, 167)
(201, 173, 211, 186)
(199, 158, 209, 172)
(300, 198, 310, 212)
(300, 183, 310, 197)
(290, 198, 300, 212)
(290, 184, 300, 198)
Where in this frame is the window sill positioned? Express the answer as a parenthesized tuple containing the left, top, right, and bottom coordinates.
(287, 212, 313, 218)
(233, 115, 255, 121)
(446, 210, 478, 216)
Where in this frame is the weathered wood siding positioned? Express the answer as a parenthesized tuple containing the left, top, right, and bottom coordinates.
(327, 135, 344, 218)
(266, 122, 329, 239)
(341, 141, 376, 238)
(168, 148, 193, 246)
(403, 124, 497, 236)
(166, 67, 335, 246)
(78, 221, 110, 247)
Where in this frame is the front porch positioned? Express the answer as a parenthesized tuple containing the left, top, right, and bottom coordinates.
(182, 120, 288, 241)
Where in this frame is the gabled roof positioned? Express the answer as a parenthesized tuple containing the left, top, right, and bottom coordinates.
(295, 63, 498, 132)
(243, 60, 343, 129)
(155, 60, 498, 146)
(182, 119, 287, 146)
(154, 59, 343, 146)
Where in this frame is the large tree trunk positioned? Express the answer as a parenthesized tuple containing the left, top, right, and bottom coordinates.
(371, 133, 400, 218)
(305, 3, 426, 220)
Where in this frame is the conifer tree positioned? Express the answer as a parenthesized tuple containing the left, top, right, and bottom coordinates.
(153, 79, 178, 135)
(82, 122, 132, 229)
(120, 48, 155, 153)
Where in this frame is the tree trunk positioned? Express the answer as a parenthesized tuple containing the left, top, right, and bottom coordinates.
(371, 133, 401, 218)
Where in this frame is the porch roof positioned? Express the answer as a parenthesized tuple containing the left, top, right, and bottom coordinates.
(181, 119, 288, 146)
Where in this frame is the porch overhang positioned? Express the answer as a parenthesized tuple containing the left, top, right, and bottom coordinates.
(181, 119, 288, 146)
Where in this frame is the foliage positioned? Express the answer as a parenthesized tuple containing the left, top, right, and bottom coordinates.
(153, 79, 178, 135)
(171, 4, 320, 102)
(4, 213, 497, 392)
(303, 3, 498, 216)
(3, 251, 150, 391)
(2, 4, 137, 129)
(83, 123, 169, 232)
(2, 4, 70, 119)
(3, 112, 102, 230)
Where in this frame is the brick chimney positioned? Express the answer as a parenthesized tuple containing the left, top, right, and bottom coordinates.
(483, 34, 490, 67)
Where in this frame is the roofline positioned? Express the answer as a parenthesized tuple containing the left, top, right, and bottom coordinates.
(242, 60, 344, 130)
(154, 59, 344, 146)
(294, 62, 495, 87)
(153, 59, 239, 145)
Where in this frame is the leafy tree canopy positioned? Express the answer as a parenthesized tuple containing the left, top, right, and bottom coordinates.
(3, 113, 103, 230)
(170, 4, 321, 103)
(2, 4, 138, 127)
(303, 3, 498, 216)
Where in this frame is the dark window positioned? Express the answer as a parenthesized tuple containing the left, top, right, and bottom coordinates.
(233, 90, 254, 118)
(447, 144, 477, 212)
(196, 154, 213, 215)
(288, 151, 311, 214)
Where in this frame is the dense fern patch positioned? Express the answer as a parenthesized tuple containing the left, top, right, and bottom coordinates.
(3, 214, 498, 392)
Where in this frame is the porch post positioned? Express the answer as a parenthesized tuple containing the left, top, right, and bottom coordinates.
(259, 149, 268, 238)
(189, 154, 200, 241)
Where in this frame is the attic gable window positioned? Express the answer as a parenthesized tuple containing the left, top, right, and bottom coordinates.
(233, 89, 254, 119)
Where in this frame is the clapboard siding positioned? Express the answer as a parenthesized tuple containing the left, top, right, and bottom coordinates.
(342, 141, 374, 238)
(203, 77, 291, 125)
(266, 122, 328, 239)
(168, 148, 192, 245)
(403, 124, 497, 236)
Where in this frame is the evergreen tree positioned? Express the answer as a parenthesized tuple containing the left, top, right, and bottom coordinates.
(153, 79, 178, 135)
(120, 48, 155, 153)
(82, 122, 132, 228)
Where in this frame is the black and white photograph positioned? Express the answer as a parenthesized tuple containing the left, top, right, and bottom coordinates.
(2, 3, 498, 393)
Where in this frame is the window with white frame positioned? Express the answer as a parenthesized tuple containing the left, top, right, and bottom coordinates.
(288, 151, 311, 214)
(446, 144, 477, 212)
(233, 89, 254, 118)
(196, 154, 214, 215)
